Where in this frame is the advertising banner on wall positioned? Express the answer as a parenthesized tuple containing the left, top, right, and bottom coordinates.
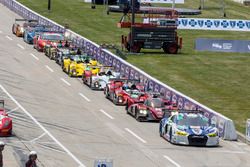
(195, 38, 250, 53)
(140, 0, 184, 4)
(178, 18, 250, 31)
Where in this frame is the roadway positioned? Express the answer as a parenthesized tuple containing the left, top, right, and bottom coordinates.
(0, 3, 250, 167)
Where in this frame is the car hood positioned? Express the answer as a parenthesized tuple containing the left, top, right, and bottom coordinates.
(177, 125, 216, 135)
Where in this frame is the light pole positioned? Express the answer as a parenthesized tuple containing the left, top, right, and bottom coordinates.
(48, 0, 51, 11)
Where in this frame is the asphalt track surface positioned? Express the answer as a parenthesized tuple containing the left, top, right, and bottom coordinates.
(0, 3, 250, 167)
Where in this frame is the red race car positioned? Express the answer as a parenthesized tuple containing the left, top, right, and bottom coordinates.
(0, 100, 12, 136)
(33, 32, 65, 52)
(126, 96, 177, 122)
(104, 78, 141, 105)
(125, 89, 149, 110)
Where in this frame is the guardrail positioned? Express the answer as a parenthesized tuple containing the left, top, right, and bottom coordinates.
(0, 0, 237, 140)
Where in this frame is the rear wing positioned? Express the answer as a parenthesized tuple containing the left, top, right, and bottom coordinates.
(15, 19, 38, 23)
(0, 100, 4, 109)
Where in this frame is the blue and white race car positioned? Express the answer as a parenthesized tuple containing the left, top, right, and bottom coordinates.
(159, 111, 219, 146)
(23, 25, 49, 44)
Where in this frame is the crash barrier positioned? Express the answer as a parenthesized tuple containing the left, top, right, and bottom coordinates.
(195, 38, 250, 53)
(247, 119, 250, 142)
(0, 0, 237, 140)
(178, 18, 250, 31)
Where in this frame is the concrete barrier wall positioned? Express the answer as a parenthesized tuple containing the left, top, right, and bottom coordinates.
(0, 0, 238, 140)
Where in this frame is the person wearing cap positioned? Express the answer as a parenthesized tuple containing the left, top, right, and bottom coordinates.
(0, 141, 5, 167)
(25, 151, 37, 167)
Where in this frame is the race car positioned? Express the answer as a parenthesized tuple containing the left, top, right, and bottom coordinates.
(159, 111, 219, 146)
(62, 54, 91, 77)
(0, 100, 12, 136)
(55, 48, 76, 66)
(12, 19, 38, 37)
(23, 25, 49, 44)
(126, 96, 173, 122)
(44, 40, 71, 59)
(83, 66, 120, 90)
(104, 79, 141, 105)
(33, 32, 65, 52)
(125, 89, 148, 110)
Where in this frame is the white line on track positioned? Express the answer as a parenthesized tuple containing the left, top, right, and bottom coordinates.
(163, 155, 181, 167)
(0, 85, 86, 167)
(30, 132, 47, 143)
(100, 109, 114, 120)
(0, 31, 2, 33)
(45, 65, 54, 72)
(17, 44, 25, 50)
(125, 128, 147, 144)
(60, 78, 71, 86)
(6, 107, 19, 114)
(78, 92, 91, 102)
(5, 35, 13, 40)
(30, 53, 39, 60)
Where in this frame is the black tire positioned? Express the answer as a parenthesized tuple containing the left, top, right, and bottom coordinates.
(159, 122, 163, 137)
(163, 43, 178, 54)
(125, 101, 128, 111)
(169, 127, 173, 143)
(105, 87, 109, 98)
(8, 128, 12, 136)
(113, 93, 118, 105)
(135, 108, 142, 122)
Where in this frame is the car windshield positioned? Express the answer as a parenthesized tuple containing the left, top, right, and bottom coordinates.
(176, 114, 209, 126)
(151, 98, 164, 108)
(41, 33, 64, 41)
(73, 55, 88, 62)
(130, 90, 141, 98)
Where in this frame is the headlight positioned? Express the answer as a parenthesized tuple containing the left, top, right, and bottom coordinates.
(20, 27, 24, 33)
(208, 132, 218, 137)
(139, 110, 147, 115)
(94, 82, 99, 87)
(42, 42, 46, 46)
(176, 130, 188, 136)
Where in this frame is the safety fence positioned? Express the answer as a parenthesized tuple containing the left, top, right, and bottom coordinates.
(0, 0, 238, 140)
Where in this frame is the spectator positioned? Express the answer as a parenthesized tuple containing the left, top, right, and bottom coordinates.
(64, 40, 70, 47)
(25, 151, 38, 167)
(0, 141, 5, 167)
(76, 48, 82, 55)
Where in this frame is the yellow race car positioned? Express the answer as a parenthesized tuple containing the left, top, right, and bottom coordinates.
(62, 55, 101, 77)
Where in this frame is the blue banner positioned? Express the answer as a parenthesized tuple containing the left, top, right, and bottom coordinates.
(195, 38, 250, 53)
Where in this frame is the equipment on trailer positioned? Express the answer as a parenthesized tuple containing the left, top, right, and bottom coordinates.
(118, 3, 182, 54)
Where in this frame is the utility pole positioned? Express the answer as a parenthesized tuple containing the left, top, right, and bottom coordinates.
(48, 0, 51, 11)
(130, 0, 135, 52)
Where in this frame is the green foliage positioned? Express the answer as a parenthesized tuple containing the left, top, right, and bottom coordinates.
(18, 0, 250, 133)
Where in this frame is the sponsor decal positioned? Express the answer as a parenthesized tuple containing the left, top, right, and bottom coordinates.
(154, 84, 159, 92)
(177, 98, 184, 109)
(125, 66, 130, 75)
(134, 72, 139, 80)
(198, 20, 204, 27)
(130, 69, 134, 79)
(120, 64, 125, 73)
(181, 19, 188, 26)
(148, 81, 154, 91)
(212, 43, 222, 49)
(223, 43, 232, 50)
(214, 20, 220, 27)
(172, 94, 177, 104)
(230, 21, 236, 28)
(160, 87, 165, 97)
(246, 22, 250, 29)
(165, 90, 172, 100)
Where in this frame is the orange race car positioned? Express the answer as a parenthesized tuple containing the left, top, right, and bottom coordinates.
(12, 19, 38, 37)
